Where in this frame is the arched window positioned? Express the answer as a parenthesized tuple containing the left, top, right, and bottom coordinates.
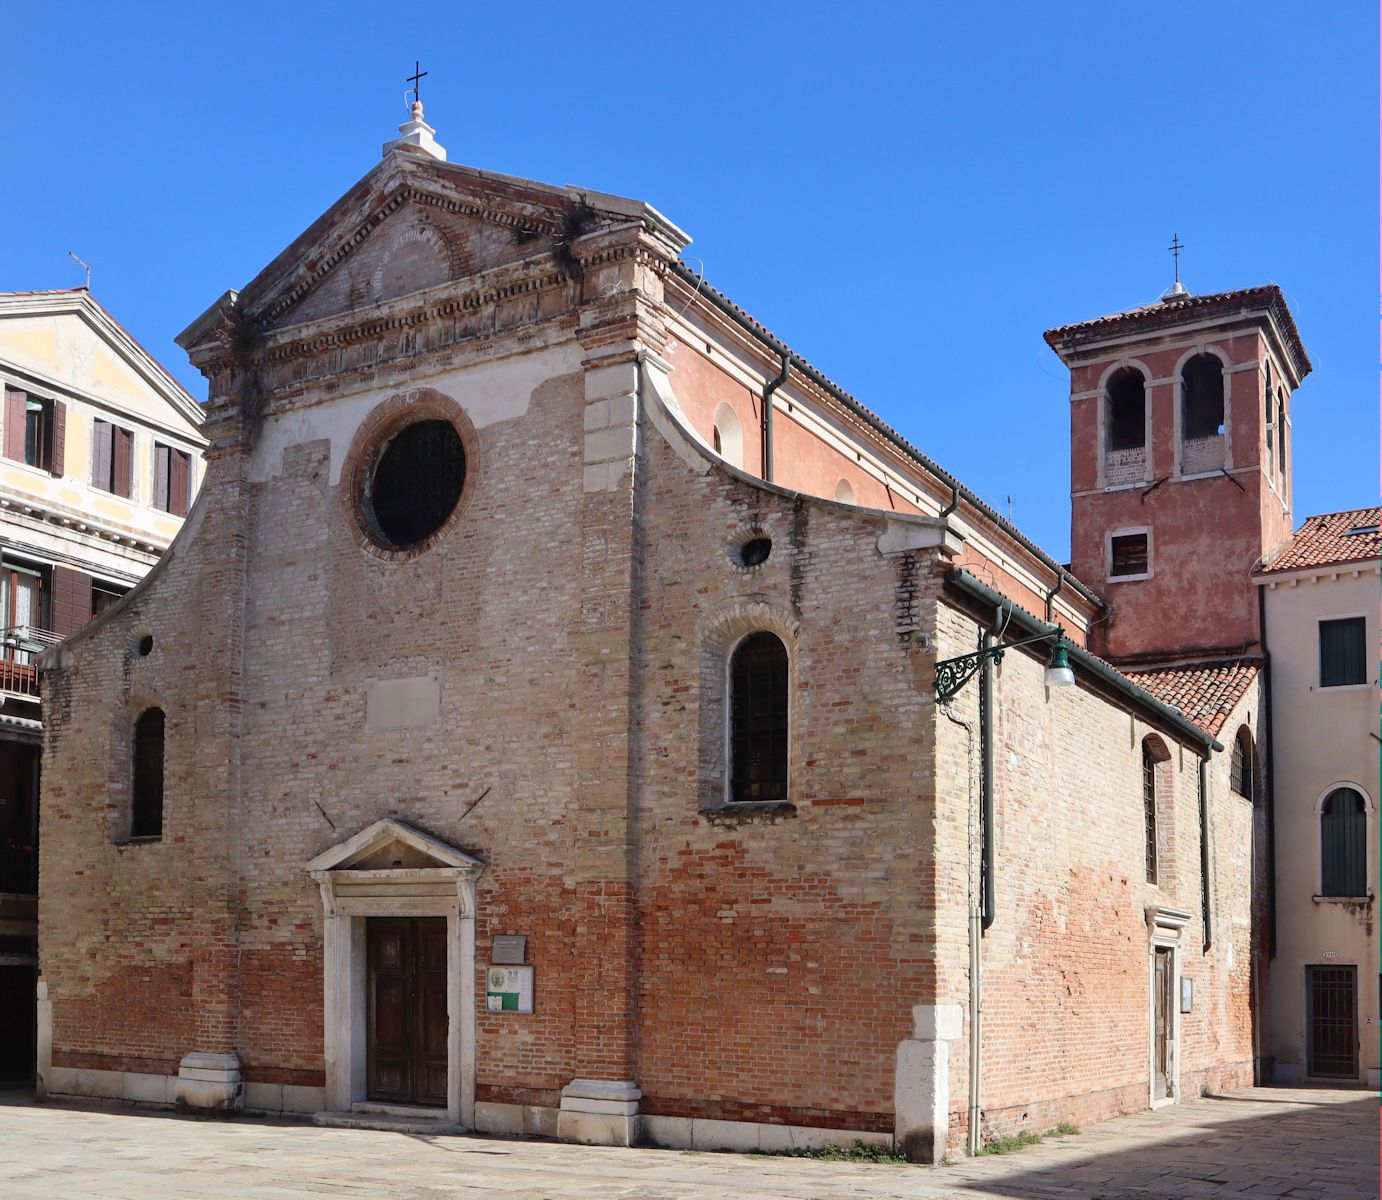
(1106, 368, 1146, 452)
(1320, 787, 1367, 896)
(1263, 362, 1274, 462)
(1142, 737, 1169, 884)
(1181, 354, 1225, 441)
(1276, 390, 1288, 475)
(834, 478, 856, 505)
(1230, 727, 1256, 801)
(130, 707, 165, 839)
(729, 632, 788, 803)
(712, 402, 743, 469)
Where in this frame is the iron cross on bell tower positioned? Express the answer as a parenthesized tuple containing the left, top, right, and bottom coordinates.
(407, 61, 428, 106)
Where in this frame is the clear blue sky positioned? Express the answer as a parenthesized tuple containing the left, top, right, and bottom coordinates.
(2, 2, 1374, 559)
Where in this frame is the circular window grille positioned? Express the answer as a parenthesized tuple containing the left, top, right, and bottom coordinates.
(364, 419, 466, 549)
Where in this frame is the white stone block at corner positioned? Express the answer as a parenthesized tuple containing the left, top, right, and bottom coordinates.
(178, 1051, 241, 1075)
(560, 1077, 642, 1103)
(558, 1096, 639, 1116)
(524, 1105, 558, 1138)
(556, 1110, 640, 1146)
(604, 394, 637, 427)
(584, 426, 636, 463)
(583, 400, 610, 431)
(911, 1003, 964, 1041)
(585, 362, 638, 403)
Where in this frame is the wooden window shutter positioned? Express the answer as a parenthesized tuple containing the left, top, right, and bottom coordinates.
(4, 389, 26, 462)
(113, 427, 132, 498)
(49, 400, 66, 477)
(92, 419, 113, 489)
(154, 444, 170, 511)
(50, 565, 92, 638)
(170, 449, 190, 517)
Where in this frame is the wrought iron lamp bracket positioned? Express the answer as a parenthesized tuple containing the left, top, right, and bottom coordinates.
(934, 629, 1064, 703)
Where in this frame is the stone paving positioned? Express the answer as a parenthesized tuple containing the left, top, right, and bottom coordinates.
(0, 1086, 1374, 1199)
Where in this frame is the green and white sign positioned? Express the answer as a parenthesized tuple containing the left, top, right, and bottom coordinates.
(486, 964, 534, 1013)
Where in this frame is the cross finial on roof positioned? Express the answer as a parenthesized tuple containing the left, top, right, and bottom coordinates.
(407, 60, 428, 107)
(1169, 233, 1184, 285)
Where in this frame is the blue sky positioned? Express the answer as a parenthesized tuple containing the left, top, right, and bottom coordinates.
(2, 2, 1374, 559)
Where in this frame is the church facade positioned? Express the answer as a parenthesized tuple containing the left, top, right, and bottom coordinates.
(35, 107, 1294, 1159)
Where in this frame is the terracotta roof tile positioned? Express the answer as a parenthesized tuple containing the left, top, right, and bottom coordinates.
(1043, 285, 1311, 380)
(1259, 507, 1381, 575)
(1123, 659, 1261, 737)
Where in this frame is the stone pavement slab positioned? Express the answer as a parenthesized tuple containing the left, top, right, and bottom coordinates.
(0, 1085, 1373, 1199)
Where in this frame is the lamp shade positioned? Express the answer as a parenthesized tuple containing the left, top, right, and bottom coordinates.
(1044, 638, 1075, 688)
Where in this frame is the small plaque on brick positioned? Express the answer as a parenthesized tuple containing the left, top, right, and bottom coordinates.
(486, 964, 534, 1013)
(491, 935, 526, 964)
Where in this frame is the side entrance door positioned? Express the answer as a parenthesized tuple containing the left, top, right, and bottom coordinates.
(1153, 947, 1173, 1101)
(1307, 965, 1358, 1079)
(367, 916, 448, 1107)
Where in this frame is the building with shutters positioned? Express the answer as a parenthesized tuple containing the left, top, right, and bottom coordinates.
(1253, 508, 1380, 1087)
(31, 105, 1309, 1158)
(0, 288, 205, 1084)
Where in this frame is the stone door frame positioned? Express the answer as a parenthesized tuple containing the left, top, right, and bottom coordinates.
(307, 819, 483, 1127)
(1146, 905, 1190, 1110)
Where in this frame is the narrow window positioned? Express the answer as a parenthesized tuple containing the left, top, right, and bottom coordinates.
(1264, 363, 1274, 463)
(91, 420, 134, 498)
(1142, 738, 1166, 884)
(711, 402, 743, 469)
(1106, 368, 1146, 451)
(1230, 727, 1256, 800)
(1110, 532, 1149, 578)
(130, 707, 166, 839)
(1276, 391, 1288, 475)
(1319, 618, 1366, 687)
(1181, 354, 1225, 440)
(153, 443, 192, 517)
(729, 632, 788, 803)
(1320, 787, 1366, 896)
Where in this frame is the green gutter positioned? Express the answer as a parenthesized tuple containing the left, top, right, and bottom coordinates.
(945, 568, 1223, 754)
(671, 261, 1105, 610)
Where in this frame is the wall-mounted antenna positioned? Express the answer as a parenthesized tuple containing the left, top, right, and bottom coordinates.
(68, 251, 93, 290)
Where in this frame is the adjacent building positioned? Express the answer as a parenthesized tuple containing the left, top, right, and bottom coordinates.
(0, 288, 205, 1083)
(32, 107, 1300, 1158)
(1255, 508, 1379, 1087)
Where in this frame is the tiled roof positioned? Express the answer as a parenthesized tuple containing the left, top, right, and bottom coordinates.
(1123, 659, 1261, 737)
(1043, 285, 1311, 380)
(1258, 507, 1381, 575)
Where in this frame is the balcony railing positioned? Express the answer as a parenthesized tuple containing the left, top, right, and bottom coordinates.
(0, 845, 37, 895)
(0, 627, 60, 699)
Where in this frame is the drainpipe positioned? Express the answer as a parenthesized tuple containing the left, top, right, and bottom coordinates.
(1258, 586, 1277, 959)
(1044, 570, 1066, 624)
(761, 351, 789, 483)
(940, 483, 961, 519)
(1199, 757, 1212, 952)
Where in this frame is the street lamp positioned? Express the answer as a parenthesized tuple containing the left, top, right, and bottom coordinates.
(934, 627, 1075, 703)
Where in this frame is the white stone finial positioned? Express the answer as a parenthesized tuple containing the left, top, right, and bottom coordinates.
(383, 100, 447, 162)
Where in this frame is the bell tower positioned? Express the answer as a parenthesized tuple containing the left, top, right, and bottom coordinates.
(1045, 284, 1310, 664)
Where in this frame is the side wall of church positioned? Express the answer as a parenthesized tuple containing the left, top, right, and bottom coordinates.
(627, 408, 950, 1134)
(932, 597, 1264, 1151)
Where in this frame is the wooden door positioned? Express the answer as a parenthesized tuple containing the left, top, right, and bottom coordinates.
(1153, 948, 1173, 1100)
(367, 917, 448, 1107)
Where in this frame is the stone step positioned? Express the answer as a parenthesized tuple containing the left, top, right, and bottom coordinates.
(312, 1110, 466, 1135)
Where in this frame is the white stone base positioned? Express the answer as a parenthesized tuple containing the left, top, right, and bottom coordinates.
(641, 1114, 892, 1154)
(894, 1004, 963, 1163)
(473, 1101, 559, 1139)
(557, 1079, 641, 1146)
(174, 1052, 244, 1113)
(1368, 1068, 1380, 1089)
(243, 1082, 327, 1114)
(45, 1066, 175, 1107)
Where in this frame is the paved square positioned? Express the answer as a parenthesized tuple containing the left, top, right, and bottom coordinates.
(0, 1086, 1373, 1199)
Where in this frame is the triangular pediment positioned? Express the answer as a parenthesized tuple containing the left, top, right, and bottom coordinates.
(306, 817, 482, 874)
(203, 152, 685, 341)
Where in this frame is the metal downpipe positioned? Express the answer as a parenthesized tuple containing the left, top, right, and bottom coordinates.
(761, 352, 789, 483)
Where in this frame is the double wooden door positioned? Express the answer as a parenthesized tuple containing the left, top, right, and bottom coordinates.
(367, 917, 448, 1107)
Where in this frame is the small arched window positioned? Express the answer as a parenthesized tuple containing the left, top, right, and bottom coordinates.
(1276, 390, 1288, 475)
(1230, 727, 1256, 801)
(1320, 787, 1367, 897)
(1106, 367, 1146, 452)
(729, 632, 788, 803)
(130, 707, 165, 839)
(1263, 362, 1274, 461)
(712, 402, 743, 469)
(834, 478, 856, 505)
(1142, 737, 1169, 884)
(1182, 354, 1225, 441)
